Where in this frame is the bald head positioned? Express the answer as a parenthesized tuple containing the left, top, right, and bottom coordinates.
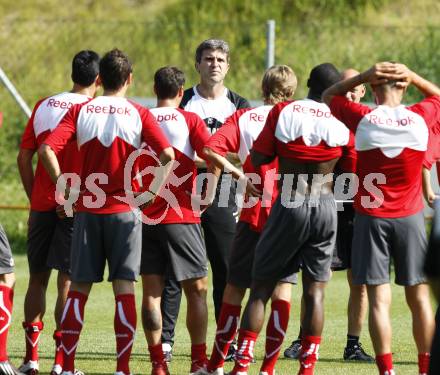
(342, 68, 366, 103)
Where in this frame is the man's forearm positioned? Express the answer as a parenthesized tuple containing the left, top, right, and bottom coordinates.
(17, 150, 35, 201)
(38, 144, 62, 185)
(203, 147, 245, 181)
(411, 72, 440, 97)
(322, 74, 364, 105)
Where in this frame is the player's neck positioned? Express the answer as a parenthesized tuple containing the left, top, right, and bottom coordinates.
(375, 91, 402, 107)
(196, 82, 226, 100)
(156, 98, 181, 108)
(71, 84, 95, 98)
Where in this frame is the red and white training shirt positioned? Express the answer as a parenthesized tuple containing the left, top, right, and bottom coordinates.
(44, 96, 170, 214)
(20, 92, 91, 211)
(253, 99, 350, 162)
(206, 105, 278, 232)
(139, 107, 211, 224)
(330, 95, 440, 218)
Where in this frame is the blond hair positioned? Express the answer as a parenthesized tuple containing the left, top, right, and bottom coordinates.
(262, 65, 297, 104)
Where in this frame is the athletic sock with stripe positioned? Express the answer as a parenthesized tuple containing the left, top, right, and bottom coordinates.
(60, 291, 87, 372)
(230, 329, 258, 374)
(207, 302, 241, 372)
(298, 335, 321, 375)
(53, 330, 63, 368)
(115, 294, 136, 375)
(23, 320, 44, 363)
(260, 299, 290, 375)
(0, 286, 13, 361)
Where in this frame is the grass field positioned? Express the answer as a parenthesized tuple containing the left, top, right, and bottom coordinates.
(2, 212, 426, 375)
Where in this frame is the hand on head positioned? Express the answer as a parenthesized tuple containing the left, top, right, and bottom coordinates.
(362, 62, 412, 88)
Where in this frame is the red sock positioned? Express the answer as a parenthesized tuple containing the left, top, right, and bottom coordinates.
(231, 329, 258, 374)
(53, 330, 63, 367)
(61, 291, 87, 372)
(149, 343, 166, 366)
(207, 303, 241, 371)
(376, 353, 394, 375)
(0, 286, 13, 361)
(418, 352, 430, 375)
(23, 320, 44, 362)
(115, 294, 136, 375)
(260, 299, 290, 374)
(298, 335, 321, 375)
(191, 343, 208, 372)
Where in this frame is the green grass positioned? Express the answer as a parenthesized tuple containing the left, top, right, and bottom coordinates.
(4, 243, 425, 374)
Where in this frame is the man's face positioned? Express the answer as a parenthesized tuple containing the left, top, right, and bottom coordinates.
(345, 84, 366, 103)
(196, 49, 229, 84)
(341, 69, 366, 103)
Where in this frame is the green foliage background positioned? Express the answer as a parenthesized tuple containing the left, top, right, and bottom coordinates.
(1, 0, 440, 180)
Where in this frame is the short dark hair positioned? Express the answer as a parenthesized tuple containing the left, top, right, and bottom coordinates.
(307, 63, 341, 98)
(195, 39, 230, 63)
(71, 50, 100, 87)
(154, 66, 185, 100)
(99, 49, 132, 91)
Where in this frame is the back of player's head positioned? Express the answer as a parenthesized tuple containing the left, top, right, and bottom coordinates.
(71, 50, 100, 87)
(99, 49, 132, 91)
(307, 63, 341, 99)
(154, 66, 185, 100)
(262, 65, 297, 104)
(195, 39, 230, 63)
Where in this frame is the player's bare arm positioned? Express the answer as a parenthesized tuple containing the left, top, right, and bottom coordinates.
(422, 167, 437, 208)
(203, 146, 262, 197)
(17, 148, 36, 201)
(323, 62, 405, 105)
(38, 144, 62, 185)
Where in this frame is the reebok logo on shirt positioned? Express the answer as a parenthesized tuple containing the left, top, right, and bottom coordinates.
(86, 105, 131, 115)
(367, 114, 416, 127)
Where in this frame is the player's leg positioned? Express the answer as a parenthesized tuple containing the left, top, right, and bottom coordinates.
(393, 212, 433, 375)
(0, 224, 21, 375)
(205, 222, 255, 373)
(230, 197, 303, 375)
(338, 203, 373, 362)
(182, 276, 209, 374)
(344, 270, 373, 361)
(405, 284, 434, 375)
(283, 296, 304, 360)
(160, 277, 182, 362)
(48, 216, 74, 375)
(296, 195, 336, 375)
(22, 211, 57, 374)
(105, 212, 142, 375)
(259, 280, 293, 375)
(367, 284, 393, 374)
(201, 203, 235, 321)
(351, 213, 395, 375)
(161, 223, 209, 374)
(141, 224, 169, 375)
(60, 212, 106, 375)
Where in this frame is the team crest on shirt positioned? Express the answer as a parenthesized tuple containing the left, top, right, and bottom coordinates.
(204, 117, 223, 134)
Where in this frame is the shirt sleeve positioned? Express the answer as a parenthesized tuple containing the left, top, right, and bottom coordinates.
(329, 95, 372, 132)
(20, 99, 45, 150)
(237, 97, 251, 109)
(44, 103, 80, 152)
(408, 96, 440, 130)
(205, 110, 244, 156)
(252, 103, 284, 157)
(140, 108, 171, 155)
(186, 113, 211, 160)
